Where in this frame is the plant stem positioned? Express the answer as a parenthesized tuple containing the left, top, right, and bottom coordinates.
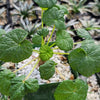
(74, 41, 82, 45)
(54, 52, 69, 55)
(41, 36, 44, 46)
(13, 57, 38, 73)
(55, 68, 66, 80)
(23, 58, 40, 83)
(47, 25, 55, 45)
(41, 8, 45, 45)
(33, 49, 40, 53)
(50, 43, 56, 48)
(52, 47, 59, 50)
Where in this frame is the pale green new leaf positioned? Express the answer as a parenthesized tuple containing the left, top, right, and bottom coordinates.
(34, 0, 57, 8)
(56, 30, 73, 51)
(39, 45, 53, 61)
(43, 7, 65, 29)
(39, 60, 56, 80)
(77, 28, 92, 39)
(54, 79, 88, 100)
(32, 35, 42, 44)
(69, 43, 100, 77)
(0, 69, 15, 96)
(0, 29, 32, 63)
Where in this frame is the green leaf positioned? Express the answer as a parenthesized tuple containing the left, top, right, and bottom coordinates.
(0, 29, 33, 63)
(56, 30, 73, 51)
(39, 60, 56, 80)
(69, 43, 100, 77)
(43, 7, 65, 29)
(34, 0, 57, 8)
(55, 20, 66, 30)
(11, 75, 25, 84)
(81, 40, 95, 46)
(10, 76, 25, 100)
(25, 79, 39, 93)
(54, 79, 88, 100)
(55, 5, 69, 14)
(0, 29, 6, 37)
(39, 45, 53, 61)
(10, 76, 39, 100)
(0, 69, 15, 96)
(32, 35, 42, 44)
(77, 28, 92, 39)
(37, 28, 49, 37)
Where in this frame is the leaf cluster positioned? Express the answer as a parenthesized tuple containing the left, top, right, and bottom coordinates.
(0, 0, 100, 100)
(0, 70, 39, 100)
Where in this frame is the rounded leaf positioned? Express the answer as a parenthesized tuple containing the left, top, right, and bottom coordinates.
(37, 28, 49, 37)
(54, 79, 88, 100)
(34, 0, 57, 8)
(25, 79, 39, 93)
(32, 35, 42, 44)
(55, 20, 66, 30)
(0, 69, 15, 96)
(43, 7, 65, 29)
(10, 76, 26, 100)
(56, 30, 73, 51)
(0, 29, 33, 63)
(69, 44, 100, 77)
(39, 60, 56, 80)
(10, 76, 39, 100)
(39, 45, 53, 61)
